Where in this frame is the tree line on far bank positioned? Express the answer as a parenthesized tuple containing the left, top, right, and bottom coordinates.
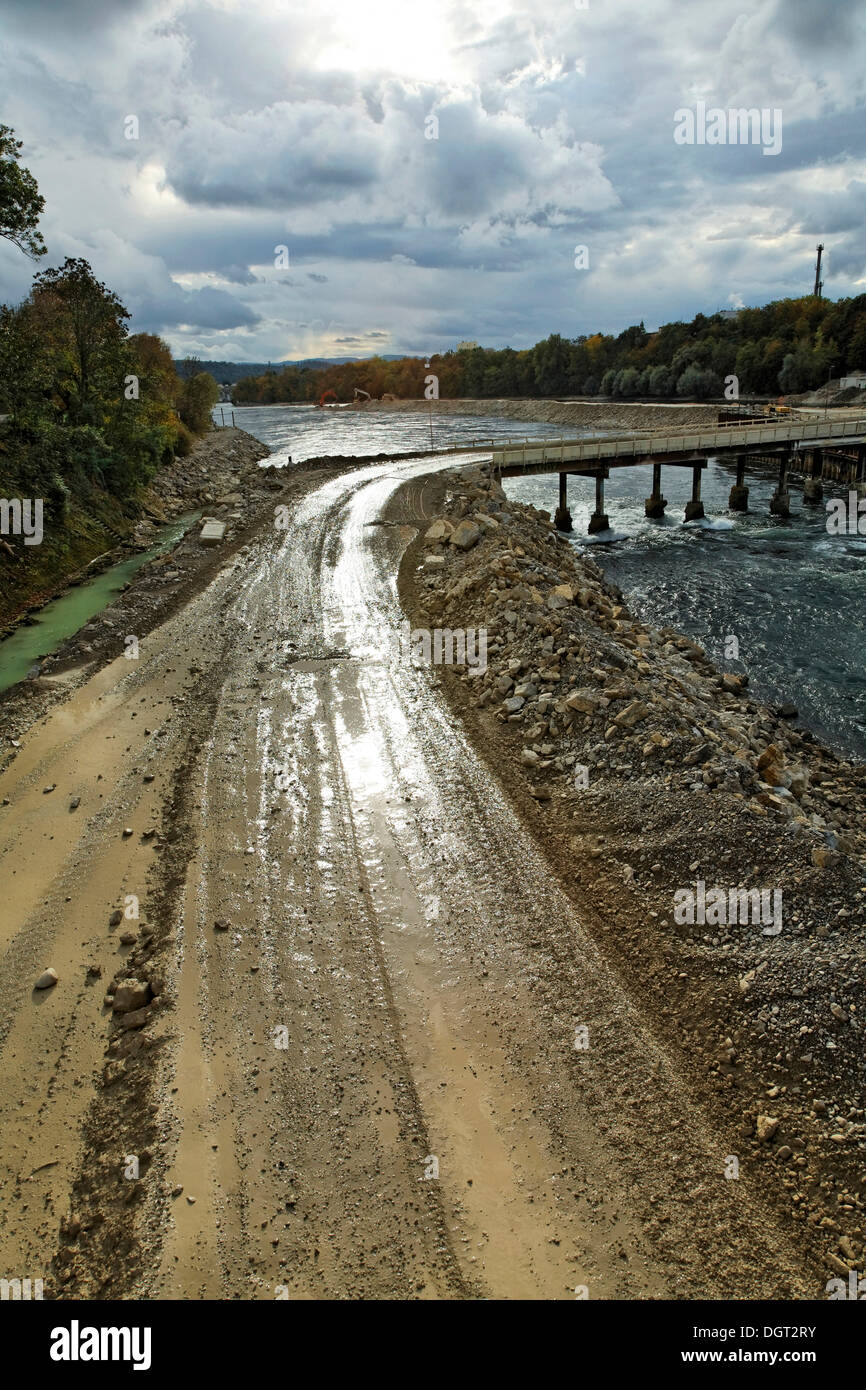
(231, 293, 866, 406)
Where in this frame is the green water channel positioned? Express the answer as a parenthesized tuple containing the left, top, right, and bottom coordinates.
(0, 511, 201, 694)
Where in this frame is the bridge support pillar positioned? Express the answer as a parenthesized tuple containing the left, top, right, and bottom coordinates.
(588, 472, 609, 534)
(729, 454, 749, 511)
(645, 463, 667, 518)
(684, 463, 705, 522)
(770, 451, 792, 517)
(554, 473, 573, 532)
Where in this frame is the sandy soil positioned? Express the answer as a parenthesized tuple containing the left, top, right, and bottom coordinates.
(0, 448, 856, 1300)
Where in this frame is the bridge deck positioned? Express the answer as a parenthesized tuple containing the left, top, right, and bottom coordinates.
(485, 415, 866, 475)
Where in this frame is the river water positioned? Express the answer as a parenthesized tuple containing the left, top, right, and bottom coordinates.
(222, 400, 556, 464)
(233, 403, 866, 761)
(0, 511, 200, 693)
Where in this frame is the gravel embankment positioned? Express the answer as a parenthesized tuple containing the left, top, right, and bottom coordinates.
(359, 396, 722, 431)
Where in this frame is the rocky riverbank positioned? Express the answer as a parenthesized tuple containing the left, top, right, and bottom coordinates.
(398, 458, 866, 1289)
(359, 395, 720, 432)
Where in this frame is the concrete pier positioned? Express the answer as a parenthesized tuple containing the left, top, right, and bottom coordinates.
(554, 472, 573, 532)
(644, 462, 667, 518)
(588, 471, 610, 534)
(684, 462, 705, 522)
(770, 450, 792, 518)
(729, 454, 749, 511)
(803, 447, 824, 502)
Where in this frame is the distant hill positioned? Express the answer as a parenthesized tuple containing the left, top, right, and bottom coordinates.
(174, 356, 403, 384)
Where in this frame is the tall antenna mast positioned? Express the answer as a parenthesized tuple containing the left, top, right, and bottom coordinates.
(814, 243, 824, 298)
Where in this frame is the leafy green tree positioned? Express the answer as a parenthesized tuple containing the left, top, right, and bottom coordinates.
(29, 257, 130, 421)
(0, 125, 46, 259)
(0, 302, 52, 422)
(648, 364, 674, 395)
(778, 343, 818, 394)
(533, 333, 570, 395)
(846, 314, 866, 369)
(677, 364, 721, 398)
(179, 372, 219, 433)
(613, 366, 641, 397)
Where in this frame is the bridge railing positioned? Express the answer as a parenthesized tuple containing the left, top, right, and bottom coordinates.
(487, 416, 866, 469)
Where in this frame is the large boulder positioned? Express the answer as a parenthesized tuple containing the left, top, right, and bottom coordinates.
(449, 520, 481, 551)
(565, 689, 604, 715)
(614, 700, 650, 729)
(111, 979, 151, 1013)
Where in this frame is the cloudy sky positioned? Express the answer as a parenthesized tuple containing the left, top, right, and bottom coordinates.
(1, 0, 864, 362)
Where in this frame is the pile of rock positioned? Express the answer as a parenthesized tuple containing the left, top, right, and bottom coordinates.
(415, 461, 865, 871)
(146, 426, 277, 527)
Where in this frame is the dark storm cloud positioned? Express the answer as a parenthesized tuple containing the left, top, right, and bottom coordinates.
(131, 284, 260, 332)
(218, 264, 260, 285)
(777, 0, 865, 52)
(0, 0, 156, 27)
(162, 103, 381, 209)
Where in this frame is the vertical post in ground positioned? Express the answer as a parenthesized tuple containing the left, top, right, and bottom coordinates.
(729, 453, 749, 511)
(555, 473, 573, 532)
(803, 446, 823, 502)
(645, 461, 667, 518)
(685, 462, 705, 521)
(770, 449, 792, 517)
(588, 470, 610, 534)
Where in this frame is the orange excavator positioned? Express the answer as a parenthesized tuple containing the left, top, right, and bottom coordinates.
(316, 389, 338, 408)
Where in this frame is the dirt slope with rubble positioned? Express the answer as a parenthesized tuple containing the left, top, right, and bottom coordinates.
(398, 460, 866, 1289)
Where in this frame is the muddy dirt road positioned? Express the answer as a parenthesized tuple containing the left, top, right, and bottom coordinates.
(0, 456, 813, 1299)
